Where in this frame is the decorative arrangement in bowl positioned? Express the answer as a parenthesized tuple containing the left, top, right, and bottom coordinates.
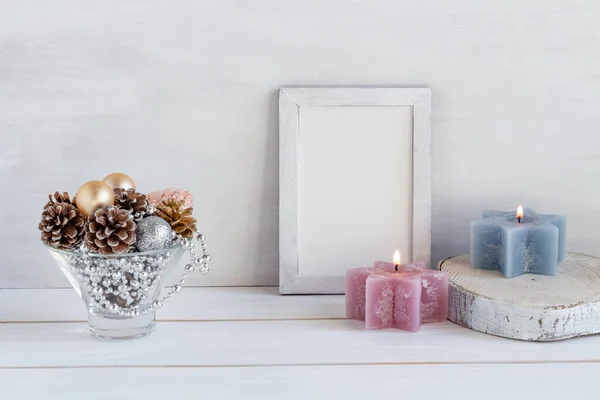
(38, 172, 211, 340)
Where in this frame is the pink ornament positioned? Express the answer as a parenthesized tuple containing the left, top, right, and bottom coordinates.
(346, 260, 448, 332)
(148, 188, 193, 209)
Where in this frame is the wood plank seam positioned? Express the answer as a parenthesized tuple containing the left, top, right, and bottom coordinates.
(0, 318, 349, 324)
(3, 359, 600, 370)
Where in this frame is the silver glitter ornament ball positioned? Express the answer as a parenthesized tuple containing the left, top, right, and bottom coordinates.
(135, 216, 174, 252)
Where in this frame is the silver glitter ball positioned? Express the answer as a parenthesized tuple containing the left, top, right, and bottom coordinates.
(135, 216, 174, 252)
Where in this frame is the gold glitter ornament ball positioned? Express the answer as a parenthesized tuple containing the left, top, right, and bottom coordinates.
(102, 172, 136, 191)
(76, 180, 115, 217)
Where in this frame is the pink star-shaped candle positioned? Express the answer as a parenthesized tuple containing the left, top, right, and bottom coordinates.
(345, 253, 448, 331)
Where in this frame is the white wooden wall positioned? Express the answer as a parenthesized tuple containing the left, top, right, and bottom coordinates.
(1, 0, 598, 288)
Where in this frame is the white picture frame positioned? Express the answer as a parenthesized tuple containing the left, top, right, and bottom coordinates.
(279, 88, 432, 294)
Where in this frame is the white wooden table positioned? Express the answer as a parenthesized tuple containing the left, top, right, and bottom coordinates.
(2, 287, 600, 399)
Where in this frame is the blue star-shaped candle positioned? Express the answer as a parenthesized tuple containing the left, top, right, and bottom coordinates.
(470, 206, 566, 278)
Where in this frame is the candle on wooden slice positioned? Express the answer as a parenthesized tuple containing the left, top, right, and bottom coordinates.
(471, 206, 567, 278)
(441, 252, 600, 341)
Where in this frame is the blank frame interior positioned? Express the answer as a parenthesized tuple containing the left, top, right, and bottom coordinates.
(279, 88, 431, 294)
(298, 106, 413, 277)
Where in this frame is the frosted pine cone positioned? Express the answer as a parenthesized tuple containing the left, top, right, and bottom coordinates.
(44, 191, 74, 209)
(39, 203, 85, 250)
(156, 199, 197, 239)
(113, 188, 148, 222)
(85, 206, 136, 254)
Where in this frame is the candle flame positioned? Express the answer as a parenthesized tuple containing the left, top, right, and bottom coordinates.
(393, 250, 401, 266)
(517, 205, 524, 221)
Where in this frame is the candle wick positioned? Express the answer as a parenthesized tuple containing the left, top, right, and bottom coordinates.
(517, 216, 522, 224)
(395, 264, 399, 272)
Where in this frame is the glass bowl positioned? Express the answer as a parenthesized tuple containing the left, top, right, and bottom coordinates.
(46, 244, 185, 340)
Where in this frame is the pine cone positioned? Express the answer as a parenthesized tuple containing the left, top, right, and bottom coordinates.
(44, 191, 74, 209)
(39, 203, 85, 250)
(156, 199, 197, 239)
(113, 188, 148, 222)
(85, 206, 136, 254)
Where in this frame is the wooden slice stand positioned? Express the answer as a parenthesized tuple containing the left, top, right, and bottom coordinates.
(439, 252, 600, 341)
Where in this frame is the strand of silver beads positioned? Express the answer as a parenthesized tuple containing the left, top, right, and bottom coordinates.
(151, 231, 212, 312)
(71, 232, 210, 316)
